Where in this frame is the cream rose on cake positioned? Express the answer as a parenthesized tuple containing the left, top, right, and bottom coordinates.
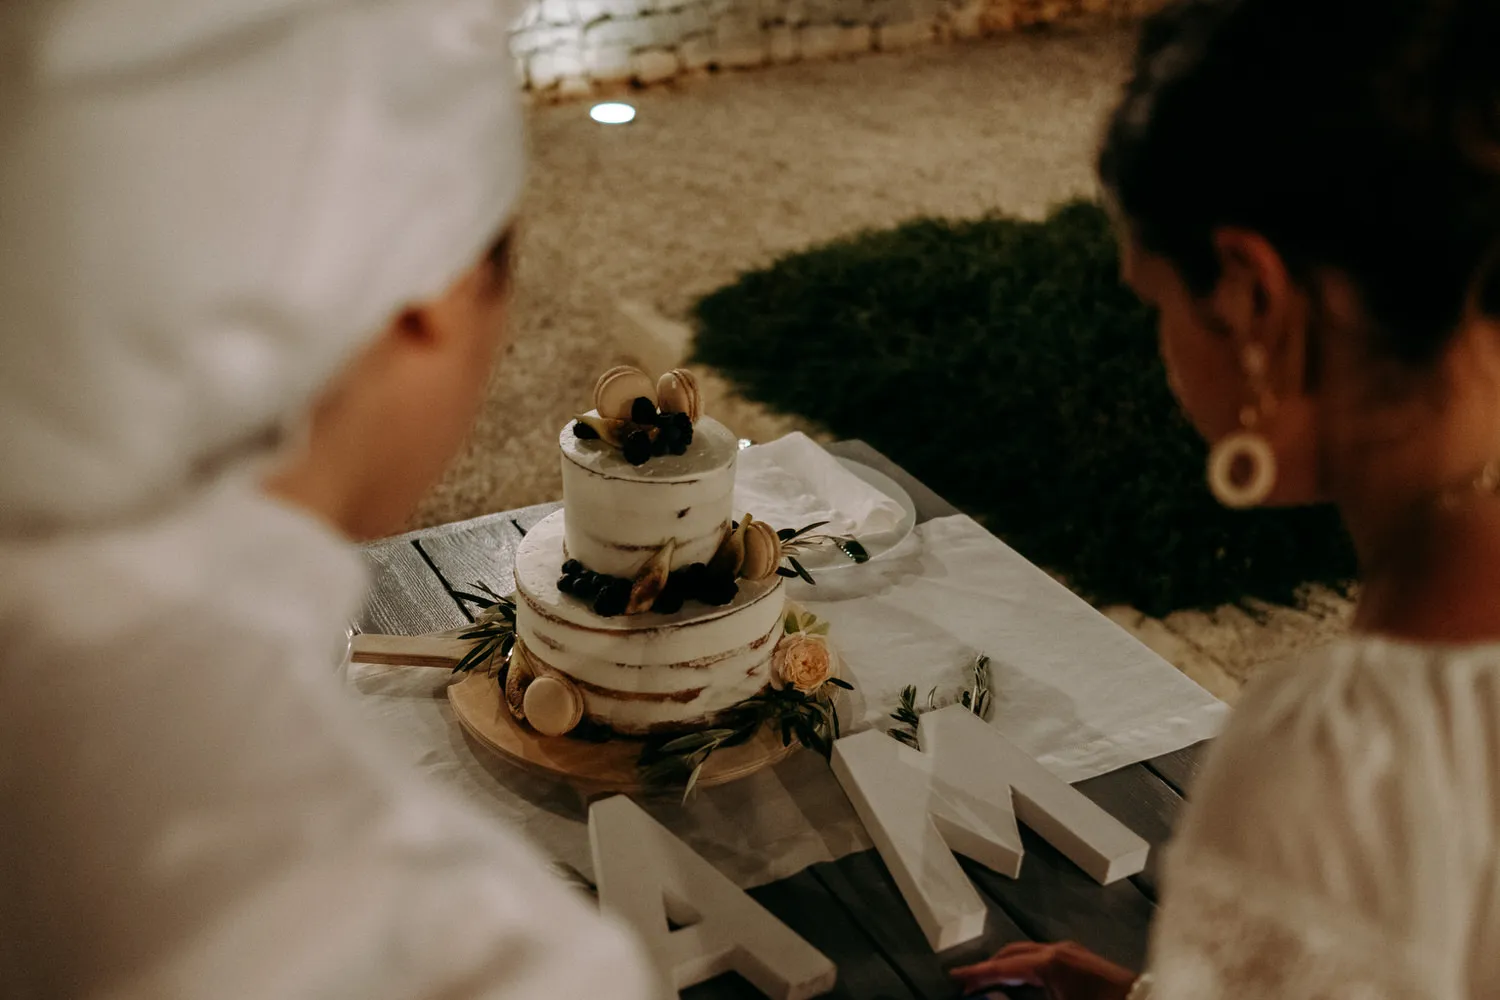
(770, 604, 841, 694)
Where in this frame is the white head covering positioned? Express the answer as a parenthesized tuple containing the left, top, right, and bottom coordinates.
(0, 0, 526, 534)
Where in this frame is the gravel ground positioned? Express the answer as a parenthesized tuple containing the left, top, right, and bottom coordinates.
(408, 26, 1354, 693)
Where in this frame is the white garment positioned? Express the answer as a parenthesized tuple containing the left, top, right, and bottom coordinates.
(0, 488, 659, 999)
(1, 1, 657, 996)
(1145, 638, 1500, 999)
(0, 0, 525, 531)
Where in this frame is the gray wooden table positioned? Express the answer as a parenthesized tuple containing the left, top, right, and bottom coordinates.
(358, 441, 1208, 999)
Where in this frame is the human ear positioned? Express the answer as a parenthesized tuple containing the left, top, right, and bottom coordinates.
(1210, 228, 1309, 399)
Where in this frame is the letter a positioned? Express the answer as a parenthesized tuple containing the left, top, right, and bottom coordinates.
(589, 795, 837, 999)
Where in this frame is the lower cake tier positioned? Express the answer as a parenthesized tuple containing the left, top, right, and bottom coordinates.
(513, 510, 786, 735)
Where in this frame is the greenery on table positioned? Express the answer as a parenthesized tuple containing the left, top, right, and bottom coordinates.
(637, 683, 847, 801)
(691, 201, 1357, 615)
(450, 582, 516, 677)
(887, 653, 993, 749)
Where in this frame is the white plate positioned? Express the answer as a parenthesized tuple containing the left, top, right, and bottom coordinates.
(785, 457, 919, 573)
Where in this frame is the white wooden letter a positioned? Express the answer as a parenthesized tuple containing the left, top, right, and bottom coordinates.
(588, 795, 837, 1000)
(831, 705, 1149, 951)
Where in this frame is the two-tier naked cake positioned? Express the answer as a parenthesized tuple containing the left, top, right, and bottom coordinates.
(507, 366, 792, 736)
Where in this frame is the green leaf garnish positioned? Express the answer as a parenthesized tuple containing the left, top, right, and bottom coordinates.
(787, 556, 817, 586)
(886, 654, 993, 745)
(784, 520, 830, 541)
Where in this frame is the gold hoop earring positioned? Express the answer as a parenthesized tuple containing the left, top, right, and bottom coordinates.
(1207, 345, 1278, 509)
(1208, 430, 1277, 508)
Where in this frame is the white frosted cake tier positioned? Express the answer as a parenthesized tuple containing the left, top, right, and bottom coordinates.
(559, 414, 739, 579)
(514, 510, 785, 735)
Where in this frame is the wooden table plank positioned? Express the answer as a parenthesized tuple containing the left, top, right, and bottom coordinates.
(1073, 764, 1184, 903)
(680, 973, 764, 1000)
(409, 517, 527, 610)
(748, 868, 921, 1000)
(811, 849, 1032, 999)
(960, 825, 1156, 972)
(563, 866, 917, 1000)
(1145, 742, 1210, 798)
(357, 539, 469, 634)
(810, 763, 1178, 997)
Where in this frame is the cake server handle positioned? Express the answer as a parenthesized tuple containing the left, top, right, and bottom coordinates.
(348, 628, 473, 669)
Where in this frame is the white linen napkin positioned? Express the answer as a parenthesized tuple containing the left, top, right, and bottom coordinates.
(733, 432, 906, 537)
(793, 514, 1229, 783)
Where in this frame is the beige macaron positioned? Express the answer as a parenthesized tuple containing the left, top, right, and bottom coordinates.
(594, 365, 656, 421)
(740, 520, 783, 581)
(656, 368, 702, 422)
(523, 675, 585, 736)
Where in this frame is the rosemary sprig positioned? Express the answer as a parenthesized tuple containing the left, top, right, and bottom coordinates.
(887, 653, 993, 748)
(451, 585, 517, 677)
(639, 683, 847, 802)
(889, 686, 923, 749)
(777, 520, 830, 542)
(638, 718, 761, 801)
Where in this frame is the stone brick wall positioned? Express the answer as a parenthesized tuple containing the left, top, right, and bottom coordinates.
(513, 0, 1161, 96)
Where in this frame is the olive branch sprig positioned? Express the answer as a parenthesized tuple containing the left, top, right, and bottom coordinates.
(887, 653, 993, 749)
(773, 520, 870, 585)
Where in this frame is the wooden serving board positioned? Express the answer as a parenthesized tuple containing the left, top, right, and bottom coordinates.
(351, 629, 797, 794)
(448, 669, 798, 794)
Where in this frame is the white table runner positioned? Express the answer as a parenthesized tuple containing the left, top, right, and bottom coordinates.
(351, 501, 1226, 888)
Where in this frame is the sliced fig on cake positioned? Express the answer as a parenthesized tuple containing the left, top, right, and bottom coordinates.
(572, 413, 627, 446)
(627, 538, 676, 614)
(504, 641, 536, 720)
(707, 517, 749, 579)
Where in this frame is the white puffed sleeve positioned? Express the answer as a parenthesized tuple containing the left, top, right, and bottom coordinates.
(1144, 639, 1500, 1000)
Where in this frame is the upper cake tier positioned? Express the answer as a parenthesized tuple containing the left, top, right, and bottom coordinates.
(560, 413, 739, 579)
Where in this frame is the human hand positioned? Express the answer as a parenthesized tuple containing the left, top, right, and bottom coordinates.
(950, 941, 1137, 1000)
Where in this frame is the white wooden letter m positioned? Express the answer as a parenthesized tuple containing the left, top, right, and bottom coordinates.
(830, 705, 1148, 951)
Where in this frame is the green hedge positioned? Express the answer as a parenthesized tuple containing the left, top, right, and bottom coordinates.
(692, 201, 1356, 616)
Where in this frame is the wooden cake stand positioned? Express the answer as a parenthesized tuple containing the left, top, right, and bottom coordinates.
(351, 631, 795, 794)
(447, 669, 797, 795)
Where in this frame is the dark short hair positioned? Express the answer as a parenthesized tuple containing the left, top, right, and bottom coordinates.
(1098, 0, 1500, 366)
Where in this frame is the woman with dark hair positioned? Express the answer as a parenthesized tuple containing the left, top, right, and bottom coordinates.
(954, 1, 1500, 997)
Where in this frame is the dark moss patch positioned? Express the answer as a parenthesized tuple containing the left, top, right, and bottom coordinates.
(692, 201, 1355, 615)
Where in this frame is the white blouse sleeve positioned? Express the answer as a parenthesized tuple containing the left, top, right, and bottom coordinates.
(1143, 641, 1498, 1000)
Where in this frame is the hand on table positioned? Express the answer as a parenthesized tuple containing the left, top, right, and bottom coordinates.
(951, 941, 1137, 1000)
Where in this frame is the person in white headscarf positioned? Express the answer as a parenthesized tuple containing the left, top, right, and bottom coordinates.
(0, 2, 660, 997)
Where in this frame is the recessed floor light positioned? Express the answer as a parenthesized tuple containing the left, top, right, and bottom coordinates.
(590, 102, 636, 124)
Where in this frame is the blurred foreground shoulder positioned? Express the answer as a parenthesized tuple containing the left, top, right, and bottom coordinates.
(1144, 638, 1500, 1000)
